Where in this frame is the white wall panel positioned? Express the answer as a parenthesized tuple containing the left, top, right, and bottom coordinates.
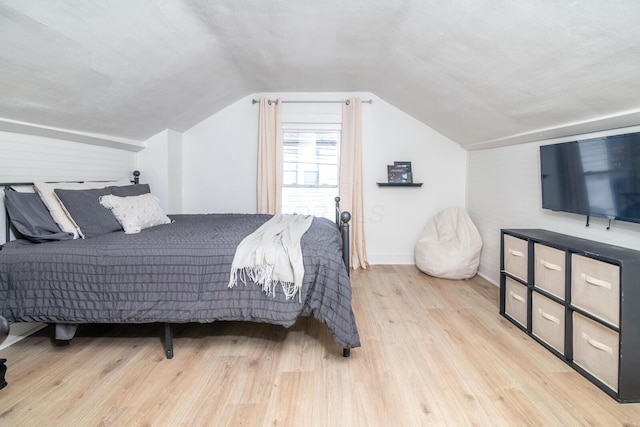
(1, 131, 136, 244)
(0, 131, 135, 183)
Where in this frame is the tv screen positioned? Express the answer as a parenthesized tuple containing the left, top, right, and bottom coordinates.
(540, 131, 640, 224)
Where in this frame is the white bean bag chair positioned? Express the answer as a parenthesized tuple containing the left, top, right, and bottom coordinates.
(414, 207, 482, 279)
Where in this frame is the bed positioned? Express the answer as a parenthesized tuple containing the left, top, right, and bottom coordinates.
(0, 172, 360, 359)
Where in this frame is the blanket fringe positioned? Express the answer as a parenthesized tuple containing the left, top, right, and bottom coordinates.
(228, 213, 312, 303)
(229, 266, 302, 302)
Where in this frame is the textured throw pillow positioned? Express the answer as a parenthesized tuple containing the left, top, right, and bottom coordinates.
(99, 193, 171, 234)
(54, 184, 150, 238)
(34, 180, 131, 238)
(4, 188, 74, 243)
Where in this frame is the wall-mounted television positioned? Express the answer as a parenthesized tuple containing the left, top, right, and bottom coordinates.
(540, 131, 640, 224)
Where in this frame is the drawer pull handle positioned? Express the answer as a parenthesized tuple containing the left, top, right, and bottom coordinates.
(538, 308, 560, 324)
(540, 259, 561, 271)
(509, 248, 524, 258)
(582, 332, 613, 355)
(581, 273, 612, 289)
(510, 291, 526, 304)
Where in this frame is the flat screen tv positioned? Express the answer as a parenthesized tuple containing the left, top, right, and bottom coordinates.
(540, 131, 640, 224)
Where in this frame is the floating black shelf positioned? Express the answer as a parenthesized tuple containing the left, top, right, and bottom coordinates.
(376, 182, 423, 187)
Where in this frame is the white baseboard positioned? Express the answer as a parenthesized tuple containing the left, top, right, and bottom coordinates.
(0, 323, 46, 351)
(366, 253, 415, 265)
(477, 271, 499, 287)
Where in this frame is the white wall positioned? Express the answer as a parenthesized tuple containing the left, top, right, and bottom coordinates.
(182, 96, 259, 214)
(363, 95, 467, 264)
(137, 130, 170, 210)
(167, 130, 184, 213)
(467, 125, 640, 285)
(180, 92, 467, 264)
(137, 129, 183, 213)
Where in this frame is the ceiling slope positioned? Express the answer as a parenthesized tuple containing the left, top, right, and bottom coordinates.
(1, 0, 640, 149)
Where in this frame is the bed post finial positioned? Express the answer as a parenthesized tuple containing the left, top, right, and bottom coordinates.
(133, 170, 140, 185)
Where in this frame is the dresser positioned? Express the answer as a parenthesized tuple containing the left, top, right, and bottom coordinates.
(500, 229, 640, 402)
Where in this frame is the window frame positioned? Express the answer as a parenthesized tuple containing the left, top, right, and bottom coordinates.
(280, 122, 341, 218)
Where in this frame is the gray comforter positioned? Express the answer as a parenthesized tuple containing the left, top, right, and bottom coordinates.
(0, 214, 360, 349)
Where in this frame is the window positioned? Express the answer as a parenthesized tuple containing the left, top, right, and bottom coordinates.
(281, 128, 340, 219)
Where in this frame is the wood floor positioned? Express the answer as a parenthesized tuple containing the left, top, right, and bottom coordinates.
(1, 265, 640, 426)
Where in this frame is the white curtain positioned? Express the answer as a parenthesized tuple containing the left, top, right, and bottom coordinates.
(257, 98, 282, 214)
(340, 98, 369, 269)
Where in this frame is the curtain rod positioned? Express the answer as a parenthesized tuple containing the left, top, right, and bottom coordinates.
(251, 99, 372, 105)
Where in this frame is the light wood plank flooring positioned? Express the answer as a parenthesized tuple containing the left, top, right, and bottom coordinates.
(1, 265, 640, 426)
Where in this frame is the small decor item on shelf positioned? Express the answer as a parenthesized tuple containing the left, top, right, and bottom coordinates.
(387, 161, 413, 183)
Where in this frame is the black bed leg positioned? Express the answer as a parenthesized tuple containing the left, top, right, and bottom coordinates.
(0, 315, 8, 389)
(0, 359, 7, 390)
(343, 348, 350, 358)
(164, 323, 174, 359)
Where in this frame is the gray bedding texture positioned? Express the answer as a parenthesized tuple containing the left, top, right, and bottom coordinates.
(0, 214, 360, 351)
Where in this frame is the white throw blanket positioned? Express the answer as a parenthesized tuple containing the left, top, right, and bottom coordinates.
(228, 213, 314, 301)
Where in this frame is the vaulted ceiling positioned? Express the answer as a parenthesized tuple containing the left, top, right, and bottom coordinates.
(1, 1, 640, 150)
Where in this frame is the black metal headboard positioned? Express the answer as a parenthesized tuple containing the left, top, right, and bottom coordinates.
(1, 170, 140, 246)
(334, 196, 351, 273)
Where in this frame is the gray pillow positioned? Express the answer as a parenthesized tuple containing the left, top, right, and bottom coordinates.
(4, 188, 74, 243)
(110, 184, 151, 197)
(54, 184, 150, 238)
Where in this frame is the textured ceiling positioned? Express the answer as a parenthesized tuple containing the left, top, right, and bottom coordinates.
(1, 1, 640, 149)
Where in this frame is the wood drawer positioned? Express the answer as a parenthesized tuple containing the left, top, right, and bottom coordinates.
(503, 235, 528, 281)
(571, 254, 620, 327)
(534, 243, 565, 299)
(532, 292, 565, 355)
(573, 312, 620, 392)
(505, 277, 528, 328)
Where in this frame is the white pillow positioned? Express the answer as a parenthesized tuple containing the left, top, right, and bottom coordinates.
(99, 193, 171, 234)
(34, 180, 131, 238)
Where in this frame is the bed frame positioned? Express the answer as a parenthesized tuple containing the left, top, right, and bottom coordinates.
(0, 171, 353, 359)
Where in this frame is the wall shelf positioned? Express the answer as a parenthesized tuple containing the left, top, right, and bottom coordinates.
(376, 182, 423, 187)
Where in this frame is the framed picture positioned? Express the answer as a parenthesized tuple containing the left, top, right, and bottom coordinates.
(393, 161, 412, 173)
(387, 165, 413, 183)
